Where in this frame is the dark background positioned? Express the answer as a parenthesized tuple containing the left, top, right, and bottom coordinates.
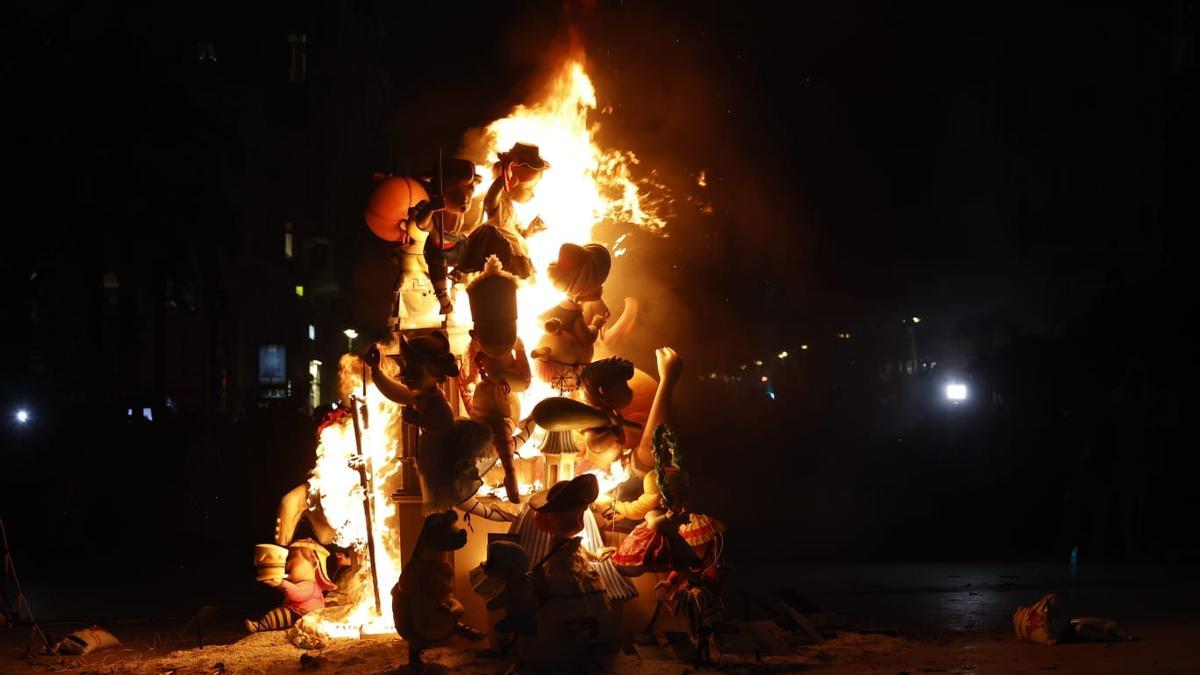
(0, 0, 1195, 618)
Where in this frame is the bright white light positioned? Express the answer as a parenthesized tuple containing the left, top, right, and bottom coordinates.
(142, 408, 153, 422)
(308, 325, 316, 341)
(945, 383, 968, 402)
(912, 316, 922, 323)
(343, 329, 359, 339)
(778, 351, 789, 359)
(15, 410, 29, 424)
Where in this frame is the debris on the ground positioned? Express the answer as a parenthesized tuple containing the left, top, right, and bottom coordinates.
(52, 625, 121, 655)
(1013, 593, 1066, 645)
(1070, 617, 1135, 642)
(741, 590, 824, 644)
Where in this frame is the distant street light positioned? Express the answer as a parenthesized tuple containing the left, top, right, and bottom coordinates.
(343, 328, 359, 353)
(15, 409, 29, 424)
(945, 383, 968, 402)
(912, 316, 922, 323)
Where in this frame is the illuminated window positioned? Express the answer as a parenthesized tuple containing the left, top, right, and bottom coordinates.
(284, 222, 294, 259)
(308, 324, 315, 341)
(295, 285, 304, 297)
(309, 360, 322, 411)
(259, 345, 287, 385)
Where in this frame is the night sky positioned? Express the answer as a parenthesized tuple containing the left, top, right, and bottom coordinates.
(0, 0, 1195, 598)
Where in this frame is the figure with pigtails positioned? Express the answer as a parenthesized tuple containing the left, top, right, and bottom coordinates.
(456, 143, 550, 280)
(611, 424, 729, 663)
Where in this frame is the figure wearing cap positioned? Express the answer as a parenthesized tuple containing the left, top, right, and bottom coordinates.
(363, 335, 491, 511)
(526, 474, 615, 631)
(375, 157, 480, 325)
(470, 540, 538, 651)
(456, 143, 550, 280)
(464, 256, 531, 503)
(363, 336, 519, 520)
(245, 539, 336, 633)
(418, 158, 484, 314)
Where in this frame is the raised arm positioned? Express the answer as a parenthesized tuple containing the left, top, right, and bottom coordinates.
(363, 346, 419, 406)
(633, 347, 683, 471)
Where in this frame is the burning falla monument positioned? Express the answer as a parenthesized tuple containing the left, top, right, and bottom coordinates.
(253, 54, 727, 664)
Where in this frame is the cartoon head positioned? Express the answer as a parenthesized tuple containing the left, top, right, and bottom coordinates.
(530, 318, 589, 390)
(419, 419, 492, 510)
(287, 539, 337, 590)
(530, 473, 599, 538)
(498, 143, 550, 204)
(391, 331, 459, 388)
(482, 540, 530, 579)
(427, 158, 483, 214)
(580, 358, 635, 412)
(581, 427, 624, 471)
(417, 510, 469, 554)
(548, 243, 611, 300)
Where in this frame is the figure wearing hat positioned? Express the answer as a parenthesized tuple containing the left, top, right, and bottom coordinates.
(464, 256, 531, 503)
(419, 158, 485, 314)
(364, 337, 520, 520)
(470, 540, 538, 652)
(245, 539, 336, 633)
(456, 143, 551, 280)
(526, 474, 616, 637)
(526, 242, 607, 389)
(363, 335, 491, 511)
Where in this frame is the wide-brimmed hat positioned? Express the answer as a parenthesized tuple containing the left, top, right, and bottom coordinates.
(498, 142, 550, 171)
(548, 243, 611, 299)
(388, 331, 459, 378)
(529, 473, 599, 513)
(422, 157, 483, 186)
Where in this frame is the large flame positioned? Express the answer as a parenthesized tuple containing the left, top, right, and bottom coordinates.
(302, 55, 663, 639)
(479, 57, 664, 439)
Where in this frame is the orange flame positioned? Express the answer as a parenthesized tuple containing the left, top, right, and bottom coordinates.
(303, 54, 664, 639)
